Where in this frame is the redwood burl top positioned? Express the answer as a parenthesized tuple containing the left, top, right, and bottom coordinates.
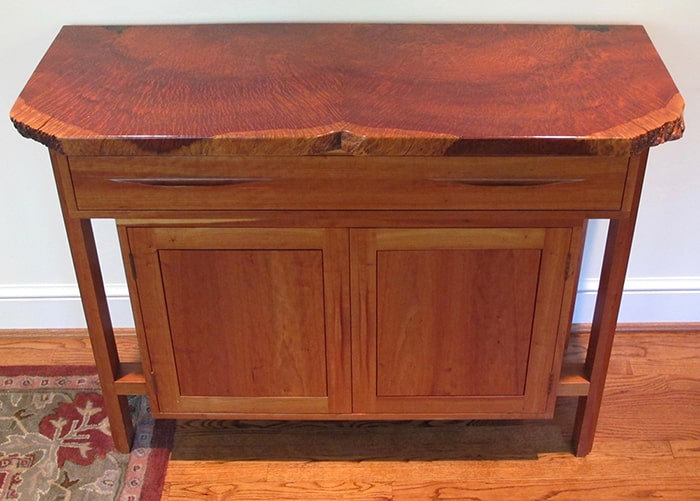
(10, 24, 684, 156)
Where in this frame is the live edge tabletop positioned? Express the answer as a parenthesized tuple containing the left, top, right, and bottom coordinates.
(11, 24, 684, 456)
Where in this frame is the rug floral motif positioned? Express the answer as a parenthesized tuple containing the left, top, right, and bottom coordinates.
(0, 367, 173, 500)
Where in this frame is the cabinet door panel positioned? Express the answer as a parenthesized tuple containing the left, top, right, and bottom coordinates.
(376, 248, 540, 397)
(160, 249, 327, 398)
(126, 227, 351, 416)
(351, 228, 574, 418)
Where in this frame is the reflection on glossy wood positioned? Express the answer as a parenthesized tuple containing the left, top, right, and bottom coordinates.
(11, 24, 683, 156)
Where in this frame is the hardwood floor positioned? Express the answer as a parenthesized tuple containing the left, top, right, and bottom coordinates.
(1, 327, 699, 500)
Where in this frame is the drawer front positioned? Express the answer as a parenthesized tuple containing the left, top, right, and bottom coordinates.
(69, 156, 629, 212)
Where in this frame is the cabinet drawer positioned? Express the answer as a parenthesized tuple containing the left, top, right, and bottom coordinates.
(69, 156, 628, 212)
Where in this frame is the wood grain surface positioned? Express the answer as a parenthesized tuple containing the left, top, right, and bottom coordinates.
(163, 329, 700, 500)
(2, 327, 698, 499)
(11, 24, 684, 156)
(160, 249, 327, 398)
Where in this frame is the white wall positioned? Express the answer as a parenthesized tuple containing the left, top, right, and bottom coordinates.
(1, 1, 699, 328)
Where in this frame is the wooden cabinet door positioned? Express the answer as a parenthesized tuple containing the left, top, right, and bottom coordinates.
(125, 227, 351, 416)
(351, 228, 574, 418)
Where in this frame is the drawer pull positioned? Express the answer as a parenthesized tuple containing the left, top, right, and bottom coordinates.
(110, 177, 271, 187)
(432, 178, 585, 187)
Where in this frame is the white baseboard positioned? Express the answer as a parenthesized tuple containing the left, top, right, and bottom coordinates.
(573, 277, 700, 323)
(0, 284, 134, 329)
(1, 278, 699, 328)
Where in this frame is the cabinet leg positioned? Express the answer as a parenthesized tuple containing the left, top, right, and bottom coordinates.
(573, 218, 638, 455)
(573, 218, 636, 455)
(572, 154, 648, 456)
(51, 152, 135, 453)
(65, 218, 135, 452)
(104, 394, 135, 453)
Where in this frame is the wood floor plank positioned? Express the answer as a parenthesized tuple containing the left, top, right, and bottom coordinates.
(586, 439, 674, 459)
(670, 440, 700, 458)
(163, 460, 268, 482)
(610, 332, 700, 368)
(0, 337, 95, 365)
(261, 457, 700, 483)
(163, 481, 392, 500)
(392, 478, 700, 500)
(596, 374, 700, 440)
(3, 328, 700, 500)
(0, 333, 139, 365)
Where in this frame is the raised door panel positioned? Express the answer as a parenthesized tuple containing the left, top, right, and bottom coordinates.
(376, 248, 539, 397)
(351, 228, 574, 418)
(126, 227, 351, 416)
(160, 249, 327, 398)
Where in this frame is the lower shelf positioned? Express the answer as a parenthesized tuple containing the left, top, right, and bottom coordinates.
(113, 362, 591, 413)
(558, 363, 590, 396)
(115, 361, 147, 395)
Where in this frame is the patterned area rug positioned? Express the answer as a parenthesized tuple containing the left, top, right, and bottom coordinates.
(0, 366, 173, 500)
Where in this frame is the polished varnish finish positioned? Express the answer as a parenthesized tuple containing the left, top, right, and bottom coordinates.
(12, 24, 683, 156)
(10, 24, 684, 457)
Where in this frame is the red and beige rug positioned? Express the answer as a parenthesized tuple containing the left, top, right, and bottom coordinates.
(0, 366, 173, 500)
